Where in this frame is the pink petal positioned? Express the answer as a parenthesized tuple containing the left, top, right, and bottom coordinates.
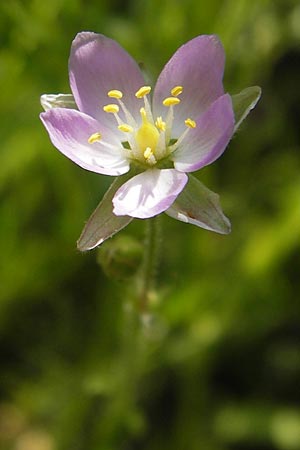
(40, 108, 130, 175)
(153, 35, 225, 135)
(112, 169, 188, 219)
(172, 94, 234, 173)
(69, 32, 145, 127)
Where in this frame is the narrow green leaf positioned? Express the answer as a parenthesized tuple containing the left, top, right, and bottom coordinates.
(77, 175, 133, 251)
(165, 175, 231, 234)
(231, 86, 262, 132)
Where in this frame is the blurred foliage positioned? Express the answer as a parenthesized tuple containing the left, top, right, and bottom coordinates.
(1, 0, 300, 449)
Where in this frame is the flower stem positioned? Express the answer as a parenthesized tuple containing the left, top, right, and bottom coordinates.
(138, 216, 161, 313)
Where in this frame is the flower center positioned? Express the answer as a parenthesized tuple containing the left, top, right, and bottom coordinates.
(88, 85, 197, 167)
(135, 107, 159, 155)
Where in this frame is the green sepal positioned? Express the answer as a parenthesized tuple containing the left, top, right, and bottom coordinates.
(165, 174, 231, 234)
(231, 86, 262, 132)
(77, 174, 133, 252)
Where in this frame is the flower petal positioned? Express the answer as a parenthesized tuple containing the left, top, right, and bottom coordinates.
(40, 108, 129, 175)
(113, 169, 188, 219)
(153, 35, 225, 135)
(77, 175, 133, 251)
(166, 174, 231, 234)
(69, 32, 145, 127)
(172, 94, 234, 173)
(231, 86, 262, 132)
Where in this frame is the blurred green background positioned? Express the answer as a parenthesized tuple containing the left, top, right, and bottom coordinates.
(1, 0, 300, 449)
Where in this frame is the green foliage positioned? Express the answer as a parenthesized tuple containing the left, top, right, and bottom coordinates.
(1, 0, 300, 449)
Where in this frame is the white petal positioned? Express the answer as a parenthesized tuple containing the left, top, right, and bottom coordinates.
(113, 169, 188, 219)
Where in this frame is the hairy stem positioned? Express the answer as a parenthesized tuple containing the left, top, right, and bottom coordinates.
(138, 216, 161, 313)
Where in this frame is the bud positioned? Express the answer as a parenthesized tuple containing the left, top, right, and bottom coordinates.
(97, 235, 143, 280)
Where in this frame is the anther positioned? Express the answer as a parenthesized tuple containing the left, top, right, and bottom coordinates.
(185, 118, 196, 128)
(107, 90, 123, 99)
(118, 124, 133, 133)
(143, 147, 157, 165)
(103, 104, 119, 113)
(171, 86, 183, 96)
(135, 86, 151, 98)
(155, 117, 166, 131)
(163, 97, 180, 107)
(88, 132, 102, 144)
(144, 147, 153, 159)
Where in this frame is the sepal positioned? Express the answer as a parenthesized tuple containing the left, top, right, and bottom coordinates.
(231, 86, 261, 132)
(40, 93, 77, 111)
(77, 175, 133, 251)
(165, 174, 231, 234)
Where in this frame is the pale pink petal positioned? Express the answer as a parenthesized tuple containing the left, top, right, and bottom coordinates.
(172, 94, 234, 173)
(69, 32, 145, 128)
(153, 35, 225, 135)
(112, 169, 188, 218)
(40, 108, 129, 176)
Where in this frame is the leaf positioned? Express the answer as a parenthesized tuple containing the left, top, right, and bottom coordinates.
(231, 86, 261, 132)
(165, 174, 231, 234)
(77, 175, 133, 251)
(40, 93, 77, 111)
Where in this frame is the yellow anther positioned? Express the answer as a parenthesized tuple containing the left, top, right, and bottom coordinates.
(171, 86, 183, 96)
(144, 147, 153, 159)
(118, 124, 133, 133)
(107, 89, 123, 99)
(88, 132, 102, 144)
(162, 97, 181, 107)
(155, 116, 166, 131)
(185, 118, 196, 128)
(103, 104, 119, 113)
(135, 86, 151, 98)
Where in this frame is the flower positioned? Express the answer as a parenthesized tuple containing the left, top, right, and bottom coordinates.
(40, 32, 261, 250)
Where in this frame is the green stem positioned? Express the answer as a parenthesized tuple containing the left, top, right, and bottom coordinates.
(138, 216, 161, 313)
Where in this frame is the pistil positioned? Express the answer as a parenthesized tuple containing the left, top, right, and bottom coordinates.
(135, 107, 159, 158)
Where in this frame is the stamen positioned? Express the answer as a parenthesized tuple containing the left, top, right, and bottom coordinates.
(168, 119, 196, 153)
(171, 86, 183, 96)
(185, 118, 196, 128)
(103, 104, 119, 113)
(143, 147, 157, 165)
(144, 147, 153, 159)
(163, 97, 181, 107)
(155, 116, 166, 131)
(135, 86, 151, 98)
(116, 99, 137, 129)
(118, 124, 133, 133)
(88, 132, 102, 144)
(107, 90, 123, 99)
(106, 91, 138, 128)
